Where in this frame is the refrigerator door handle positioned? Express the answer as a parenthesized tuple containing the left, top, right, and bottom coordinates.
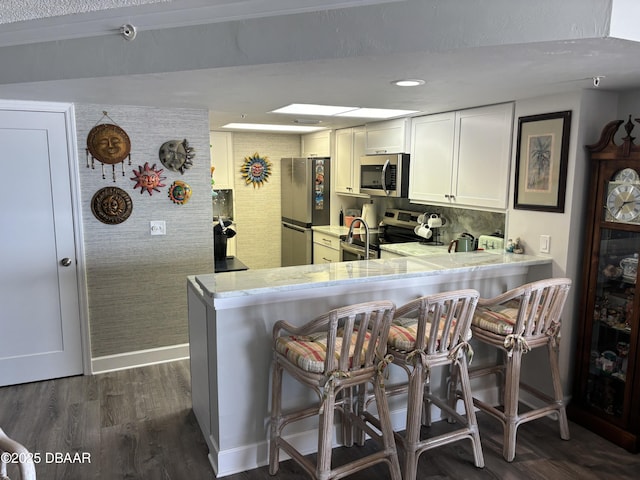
(282, 222, 308, 233)
(381, 158, 390, 196)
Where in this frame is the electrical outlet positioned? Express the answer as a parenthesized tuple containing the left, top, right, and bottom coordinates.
(150, 220, 166, 236)
(540, 235, 550, 253)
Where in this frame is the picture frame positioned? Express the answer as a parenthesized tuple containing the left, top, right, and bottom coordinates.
(514, 110, 571, 212)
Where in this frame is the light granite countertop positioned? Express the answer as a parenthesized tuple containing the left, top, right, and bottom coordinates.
(195, 251, 552, 299)
(379, 242, 450, 256)
(312, 225, 378, 237)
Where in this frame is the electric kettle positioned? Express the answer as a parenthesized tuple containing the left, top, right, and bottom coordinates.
(448, 233, 477, 253)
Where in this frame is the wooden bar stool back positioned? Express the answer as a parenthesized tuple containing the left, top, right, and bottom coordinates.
(382, 289, 484, 480)
(0, 428, 36, 480)
(469, 277, 572, 461)
(269, 300, 401, 480)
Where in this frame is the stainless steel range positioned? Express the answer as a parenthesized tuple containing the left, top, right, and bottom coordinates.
(340, 208, 442, 261)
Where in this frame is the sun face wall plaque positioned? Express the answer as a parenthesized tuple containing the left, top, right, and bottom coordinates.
(131, 162, 166, 195)
(159, 139, 195, 174)
(168, 180, 192, 205)
(241, 152, 272, 187)
(86, 120, 132, 182)
(91, 186, 133, 224)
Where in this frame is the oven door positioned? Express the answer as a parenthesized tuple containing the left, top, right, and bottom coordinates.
(340, 241, 378, 261)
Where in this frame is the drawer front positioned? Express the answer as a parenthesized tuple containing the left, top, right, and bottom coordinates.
(313, 243, 340, 264)
(313, 232, 340, 250)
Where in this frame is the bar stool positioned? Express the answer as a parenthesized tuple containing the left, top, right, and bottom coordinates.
(381, 290, 484, 480)
(0, 427, 36, 480)
(468, 278, 572, 461)
(269, 300, 401, 480)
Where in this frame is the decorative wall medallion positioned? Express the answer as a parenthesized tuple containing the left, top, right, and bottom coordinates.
(130, 162, 166, 195)
(158, 139, 195, 174)
(86, 116, 132, 181)
(168, 180, 192, 205)
(241, 152, 272, 187)
(91, 186, 133, 224)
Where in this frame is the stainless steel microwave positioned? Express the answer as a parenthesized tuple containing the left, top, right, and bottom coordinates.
(359, 153, 410, 197)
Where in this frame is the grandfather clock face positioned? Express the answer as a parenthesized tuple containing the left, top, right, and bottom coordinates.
(605, 168, 640, 224)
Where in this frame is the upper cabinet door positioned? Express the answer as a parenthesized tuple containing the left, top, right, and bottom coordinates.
(335, 126, 366, 195)
(453, 103, 513, 209)
(408, 104, 513, 210)
(210, 131, 234, 190)
(365, 117, 410, 154)
(301, 130, 330, 157)
(409, 112, 456, 203)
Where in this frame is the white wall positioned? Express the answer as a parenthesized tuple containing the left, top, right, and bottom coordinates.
(75, 104, 213, 361)
(231, 132, 300, 269)
(508, 90, 618, 397)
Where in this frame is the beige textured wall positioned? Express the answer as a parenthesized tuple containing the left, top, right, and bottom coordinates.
(231, 133, 300, 269)
(75, 104, 212, 358)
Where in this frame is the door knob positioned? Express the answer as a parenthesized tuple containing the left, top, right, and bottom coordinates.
(60, 258, 73, 267)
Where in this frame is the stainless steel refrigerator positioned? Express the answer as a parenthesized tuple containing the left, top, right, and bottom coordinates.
(281, 157, 331, 266)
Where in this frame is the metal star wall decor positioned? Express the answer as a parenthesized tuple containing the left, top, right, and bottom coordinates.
(130, 162, 166, 195)
(241, 152, 272, 188)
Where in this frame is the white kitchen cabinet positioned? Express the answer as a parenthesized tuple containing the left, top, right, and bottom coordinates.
(409, 112, 456, 204)
(313, 231, 341, 264)
(409, 103, 513, 210)
(365, 117, 411, 155)
(210, 131, 234, 190)
(335, 126, 366, 195)
(301, 130, 331, 157)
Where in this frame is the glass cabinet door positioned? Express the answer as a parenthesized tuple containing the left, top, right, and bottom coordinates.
(586, 228, 639, 418)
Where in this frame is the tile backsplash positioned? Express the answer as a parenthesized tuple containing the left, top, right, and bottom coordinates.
(340, 196, 505, 244)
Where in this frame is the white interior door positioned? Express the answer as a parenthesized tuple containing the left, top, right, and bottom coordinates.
(0, 106, 83, 386)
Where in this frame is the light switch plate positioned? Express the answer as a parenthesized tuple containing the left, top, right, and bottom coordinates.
(540, 235, 550, 253)
(150, 220, 166, 235)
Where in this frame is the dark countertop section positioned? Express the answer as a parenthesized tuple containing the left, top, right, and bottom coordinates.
(214, 256, 249, 273)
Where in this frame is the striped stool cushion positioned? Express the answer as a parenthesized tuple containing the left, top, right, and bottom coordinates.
(275, 331, 371, 373)
(388, 316, 470, 353)
(472, 299, 521, 335)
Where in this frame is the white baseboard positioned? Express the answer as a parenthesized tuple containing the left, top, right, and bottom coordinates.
(91, 343, 190, 374)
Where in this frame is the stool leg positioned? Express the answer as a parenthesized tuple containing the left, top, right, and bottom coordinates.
(372, 378, 402, 480)
(502, 349, 522, 462)
(317, 384, 337, 480)
(549, 341, 570, 440)
(403, 364, 425, 480)
(456, 356, 485, 468)
(269, 356, 283, 475)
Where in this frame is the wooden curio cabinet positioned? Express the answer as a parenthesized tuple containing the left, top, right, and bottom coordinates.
(569, 117, 640, 452)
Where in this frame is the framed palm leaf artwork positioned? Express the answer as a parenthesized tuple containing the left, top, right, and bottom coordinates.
(514, 111, 571, 212)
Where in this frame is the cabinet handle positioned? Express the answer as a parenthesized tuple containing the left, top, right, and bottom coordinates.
(322, 257, 333, 262)
(375, 150, 387, 154)
(322, 239, 332, 245)
(444, 194, 450, 199)
(450, 194, 456, 200)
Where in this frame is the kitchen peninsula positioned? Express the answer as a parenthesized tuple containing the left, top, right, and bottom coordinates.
(187, 251, 552, 477)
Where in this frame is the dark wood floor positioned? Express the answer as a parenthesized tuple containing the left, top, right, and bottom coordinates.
(0, 359, 638, 479)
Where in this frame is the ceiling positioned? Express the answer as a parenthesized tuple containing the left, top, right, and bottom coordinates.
(1, 0, 640, 131)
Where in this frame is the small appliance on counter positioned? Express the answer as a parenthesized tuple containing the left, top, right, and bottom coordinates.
(361, 201, 376, 228)
(214, 219, 236, 260)
(477, 232, 505, 251)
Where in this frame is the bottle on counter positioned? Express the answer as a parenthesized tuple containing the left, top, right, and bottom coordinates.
(339, 207, 344, 226)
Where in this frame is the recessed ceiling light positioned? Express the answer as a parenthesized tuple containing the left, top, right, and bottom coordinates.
(270, 104, 356, 116)
(336, 108, 418, 119)
(222, 122, 326, 133)
(392, 79, 425, 87)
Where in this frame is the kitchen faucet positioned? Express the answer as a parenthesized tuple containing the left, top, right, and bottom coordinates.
(347, 217, 370, 260)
